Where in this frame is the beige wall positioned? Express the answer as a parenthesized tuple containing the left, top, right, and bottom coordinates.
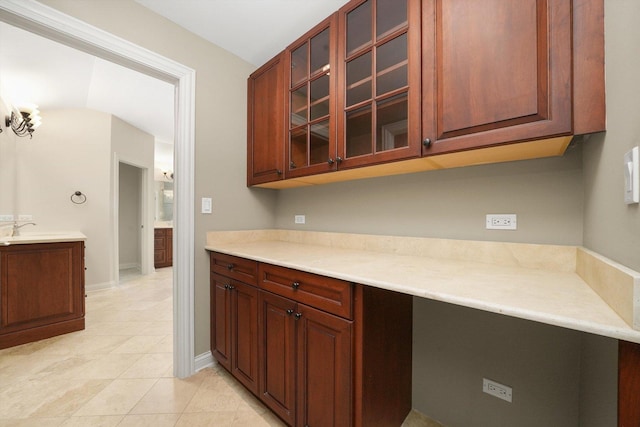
(0, 108, 113, 287)
(37, 0, 278, 355)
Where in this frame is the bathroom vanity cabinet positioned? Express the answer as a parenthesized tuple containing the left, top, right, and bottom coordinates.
(209, 251, 413, 427)
(0, 240, 85, 349)
(154, 227, 173, 268)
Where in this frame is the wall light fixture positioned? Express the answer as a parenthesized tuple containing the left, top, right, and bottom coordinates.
(4, 106, 41, 138)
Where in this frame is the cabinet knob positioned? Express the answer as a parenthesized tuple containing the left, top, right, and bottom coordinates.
(294, 312, 302, 320)
(286, 309, 294, 315)
(228, 284, 235, 290)
(224, 284, 229, 290)
(290, 161, 296, 169)
(336, 156, 343, 163)
(277, 169, 282, 175)
(227, 263, 234, 270)
(292, 282, 300, 289)
(423, 138, 432, 148)
(327, 158, 334, 165)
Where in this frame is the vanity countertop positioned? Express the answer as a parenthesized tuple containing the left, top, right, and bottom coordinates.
(205, 229, 640, 344)
(0, 232, 87, 245)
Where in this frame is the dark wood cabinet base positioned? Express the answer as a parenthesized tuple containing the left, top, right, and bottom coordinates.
(619, 340, 640, 426)
(0, 317, 84, 350)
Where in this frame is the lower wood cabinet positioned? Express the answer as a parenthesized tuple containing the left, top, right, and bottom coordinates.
(0, 241, 85, 349)
(209, 251, 412, 427)
(154, 228, 172, 268)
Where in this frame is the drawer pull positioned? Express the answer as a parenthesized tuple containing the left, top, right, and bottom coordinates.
(292, 282, 300, 290)
(294, 312, 302, 320)
(286, 309, 294, 315)
(227, 263, 234, 270)
(228, 284, 235, 290)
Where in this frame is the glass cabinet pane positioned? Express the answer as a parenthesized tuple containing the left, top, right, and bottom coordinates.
(310, 28, 330, 76)
(377, 0, 407, 38)
(347, 0, 372, 56)
(310, 74, 330, 120)
(291, 43, 308, 87)
(346, 106, 372, 158)
(346, 52, 372, 107)
(310, 120, 330, 165)
(291, 86, 308, 126)
(376, 34, 408, 96)
(376, 93, 408, 152)
(290, 128, 308, 168)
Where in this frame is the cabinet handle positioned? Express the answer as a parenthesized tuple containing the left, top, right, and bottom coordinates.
(294, 313, 302, 320)
(336, 156, 343, 163)
(292, 282, 300, 290)
(327, 158, 334, 165)
(423, 138, 432, 148)
(286, 309, 294, 316)
(227, 263, 234, 270)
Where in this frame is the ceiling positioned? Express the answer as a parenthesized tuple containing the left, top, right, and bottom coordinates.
(0, 0, 350, 144)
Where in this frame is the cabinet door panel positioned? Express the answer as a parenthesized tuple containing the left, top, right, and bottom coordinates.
(258, 291, 296, 426)
(2, 246, 78, 329)
(232, 281, 259, 395)
(248, 53, 285, 185)
(296, 304, 352, 427)
(423, 0, 572, 154)
(210, 273, 232, 371)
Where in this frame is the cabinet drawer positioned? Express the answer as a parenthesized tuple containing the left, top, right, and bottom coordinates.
(210, 252, 258, 286)
(258, 263, 352, 319)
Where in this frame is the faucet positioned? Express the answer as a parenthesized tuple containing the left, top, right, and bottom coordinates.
(12, 222, 36, 237)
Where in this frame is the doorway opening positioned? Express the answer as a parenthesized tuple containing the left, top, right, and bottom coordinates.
(0, 0, 196, 378)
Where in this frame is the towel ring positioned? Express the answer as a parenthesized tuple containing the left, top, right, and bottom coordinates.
(71, 191, 87, 204)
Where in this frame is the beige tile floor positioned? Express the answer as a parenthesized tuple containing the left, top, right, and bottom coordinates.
(0, 267, 285, 427)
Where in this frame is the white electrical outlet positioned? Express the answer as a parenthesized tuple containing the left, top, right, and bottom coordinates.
(294, 215, 306, 224)
(486, 214, 517, 230)
(0, 215, 14, 222)
(18, 214, 33, 221)
(483, 378, 513, 403)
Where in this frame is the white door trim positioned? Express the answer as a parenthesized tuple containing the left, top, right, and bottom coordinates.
(0, 0, 196, 378)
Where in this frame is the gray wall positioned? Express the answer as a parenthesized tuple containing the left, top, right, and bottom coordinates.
(35, 1, 637, 425)
(583, 0, 640, 273)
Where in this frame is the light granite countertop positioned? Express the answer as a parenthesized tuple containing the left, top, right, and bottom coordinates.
(0, 232, 87, 245)
(205, 230, 640, 344)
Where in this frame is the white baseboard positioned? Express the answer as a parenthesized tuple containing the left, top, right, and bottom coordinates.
(195, 351, 215, 372)
(86, 280, 116, 293)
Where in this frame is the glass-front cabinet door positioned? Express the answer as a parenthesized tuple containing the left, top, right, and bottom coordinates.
(285, 14, 338, 178)
(337, 0, 421, 169)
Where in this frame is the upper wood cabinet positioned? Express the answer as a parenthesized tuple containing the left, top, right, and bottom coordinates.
(247, 53, 285, 186)
(285, 14, 339, 178)
(247, 0, 604, 188)
(422, 0, 573, 155)
(336, 0, 422, 169)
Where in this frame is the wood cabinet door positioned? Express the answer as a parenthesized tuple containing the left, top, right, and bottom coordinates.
(336, 0, 422, 170)
(0, 242, 84, 332)
(422, 0, 572, 155)
(258, 291, 297, 426)
(285, 14, 339, 178)
(247, 53, 285, 186)
(210, 273, 232, 371)
(231, 281, 259, 395)
(296, 304, 352, 427)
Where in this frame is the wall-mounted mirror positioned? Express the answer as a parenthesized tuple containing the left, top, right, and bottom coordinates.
(155, 180, 173, 223)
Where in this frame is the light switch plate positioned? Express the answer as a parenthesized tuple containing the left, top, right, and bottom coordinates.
(201, 197, 212, 214)
(624, 146, 639, 204)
